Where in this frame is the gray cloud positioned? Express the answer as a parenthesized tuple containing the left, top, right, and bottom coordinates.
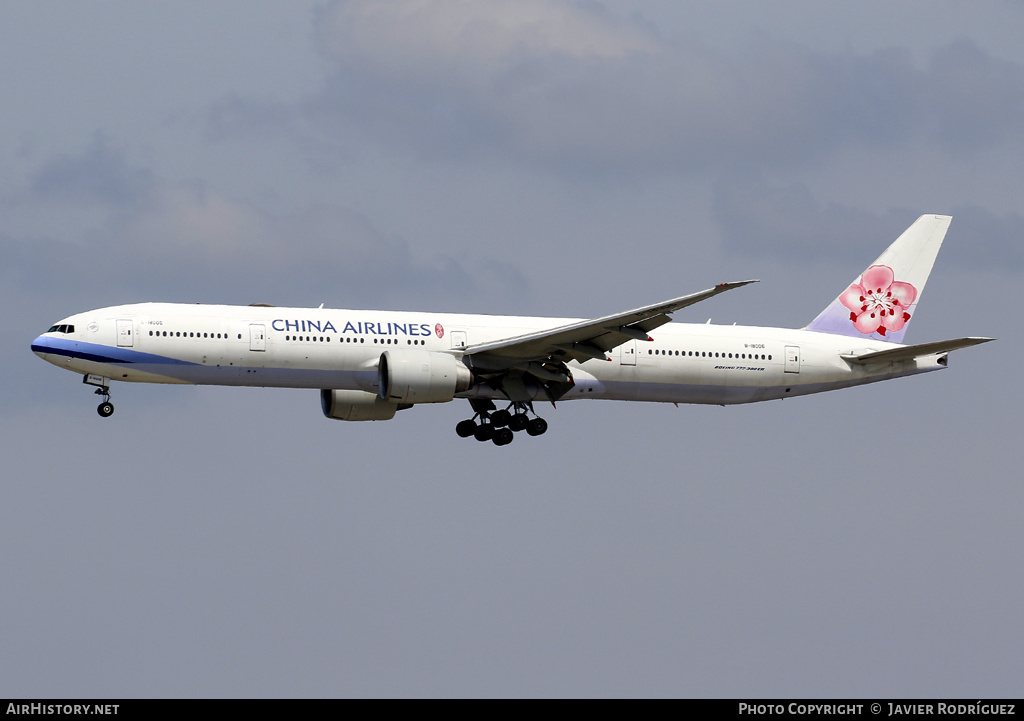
(2, 140, 528, 308)
(928, 39, 1024, 151)
(944, 203, 1024, 270)
(198, 0, 1024, 176)
(204, 93, 295, 142)
(713, 175, 1024, 270)
(27, 132, 156, 207)
(713, 176, 917, 262)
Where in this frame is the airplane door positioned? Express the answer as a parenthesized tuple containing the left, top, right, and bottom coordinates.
(784, 345, 800, 373)
(116, 319, 134, 347)
(620, 340, 637, 366)
(450, 331, 467, 350)
(249, 324, 266, 352)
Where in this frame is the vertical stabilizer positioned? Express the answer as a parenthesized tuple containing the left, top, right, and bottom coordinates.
(804, 214, 951, 344)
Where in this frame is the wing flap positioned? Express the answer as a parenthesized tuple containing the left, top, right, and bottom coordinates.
(841, 336, 994, 365)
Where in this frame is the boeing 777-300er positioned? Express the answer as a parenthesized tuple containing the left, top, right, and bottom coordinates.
(33, 214, 993, 446)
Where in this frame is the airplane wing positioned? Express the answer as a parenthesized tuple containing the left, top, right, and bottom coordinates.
(841, 336, 995, 365)
(465, 280, 758, 364)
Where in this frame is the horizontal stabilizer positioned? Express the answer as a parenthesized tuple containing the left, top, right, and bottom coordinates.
(841, 337, 994, 365)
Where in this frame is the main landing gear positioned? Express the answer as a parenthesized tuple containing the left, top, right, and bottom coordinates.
(456, 400, 548, 446)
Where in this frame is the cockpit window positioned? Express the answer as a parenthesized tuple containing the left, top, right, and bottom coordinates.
(47, 324, 75, 334)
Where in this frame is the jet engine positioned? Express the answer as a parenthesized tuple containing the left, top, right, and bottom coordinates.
(321, 388, 403, 421)
(377, 350, 473, 404)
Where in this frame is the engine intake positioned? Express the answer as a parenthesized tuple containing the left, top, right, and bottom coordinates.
(321, 389, 402, 421)
(378, 350, 473, 404)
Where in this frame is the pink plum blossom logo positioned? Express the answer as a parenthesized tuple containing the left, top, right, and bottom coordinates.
(434, 323, 444, 339)
(839, 265, 917, 336)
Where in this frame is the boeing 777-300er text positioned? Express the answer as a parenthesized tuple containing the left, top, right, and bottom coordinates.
(33, 214, 993, 446)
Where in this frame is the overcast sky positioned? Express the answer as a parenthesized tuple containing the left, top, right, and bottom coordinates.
(1, 1, 1021, 698)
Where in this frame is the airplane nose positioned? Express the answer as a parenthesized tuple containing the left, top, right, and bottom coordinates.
(31, 335, 48, 357)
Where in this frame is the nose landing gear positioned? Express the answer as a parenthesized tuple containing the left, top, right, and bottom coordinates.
(96, 391, 114, 418)
(83, 374, 114, 417)
(455, 400, 548, 446)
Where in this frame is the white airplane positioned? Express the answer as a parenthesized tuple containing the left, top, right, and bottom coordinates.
(32, 214, 992, 445)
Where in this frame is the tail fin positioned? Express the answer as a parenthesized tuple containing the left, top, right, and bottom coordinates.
(804, 214, 951, 344)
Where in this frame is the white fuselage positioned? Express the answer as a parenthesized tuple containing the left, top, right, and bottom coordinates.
(32, 302, 945, 406)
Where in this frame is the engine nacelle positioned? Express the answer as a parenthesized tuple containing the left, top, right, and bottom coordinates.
(377, 350, 473, 404)
(321, 388, 401, 421)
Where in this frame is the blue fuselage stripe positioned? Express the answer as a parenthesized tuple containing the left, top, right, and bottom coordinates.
(31, 338, 199, 367)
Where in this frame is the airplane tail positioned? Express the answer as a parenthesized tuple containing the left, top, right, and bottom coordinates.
(804, 214, 952, 344)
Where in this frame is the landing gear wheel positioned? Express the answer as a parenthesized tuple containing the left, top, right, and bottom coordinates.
(508, 413, 529, 432)
(491, 409, 512, 427)
(91, 384, 114, 418)
(461, 399, 549, 445)
(526, 417, 548, 436)
(492, 428, 514, 446)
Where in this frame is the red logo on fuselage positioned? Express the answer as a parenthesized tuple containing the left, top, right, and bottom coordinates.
(435, 323, 444, 339)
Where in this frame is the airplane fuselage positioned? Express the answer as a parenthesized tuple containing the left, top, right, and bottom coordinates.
(32, 301, 945, 407)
